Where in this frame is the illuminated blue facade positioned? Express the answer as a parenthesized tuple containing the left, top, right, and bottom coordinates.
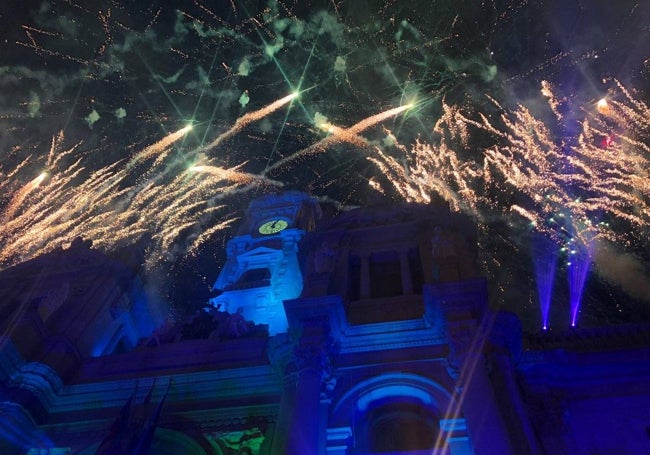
(2, 193, 650, 454)
(210, 191, 320, 335)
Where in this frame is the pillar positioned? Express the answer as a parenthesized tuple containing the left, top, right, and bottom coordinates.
(436, 280, 516, 455)
(287, 355, 323, 454)
(447, 317, 516, 455)
(266, 331, 332, 455)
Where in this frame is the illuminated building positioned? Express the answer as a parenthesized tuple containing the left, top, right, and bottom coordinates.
(2, 191, 650, 454)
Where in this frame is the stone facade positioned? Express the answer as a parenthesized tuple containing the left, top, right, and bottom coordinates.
(1, 194, 650, 454)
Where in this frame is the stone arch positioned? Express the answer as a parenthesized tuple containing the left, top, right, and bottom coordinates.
(149, 428, 207, 455)
(332, 372, 454, 421)
(329, 373, 470, 454)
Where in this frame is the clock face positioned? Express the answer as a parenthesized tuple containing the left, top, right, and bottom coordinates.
(258, 218, 289, 235)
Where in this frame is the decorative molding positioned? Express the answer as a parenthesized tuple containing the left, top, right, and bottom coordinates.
(43, 365, 280, 418)
(10, 361, 64, 411)
(439, 418, 468, 432)
(326, 426, 352, 453)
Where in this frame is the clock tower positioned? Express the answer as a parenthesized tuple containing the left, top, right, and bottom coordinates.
(210, 191, 320, 335)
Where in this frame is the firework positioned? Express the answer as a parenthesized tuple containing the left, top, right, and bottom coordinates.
(373, 81, 650, 325)
(2, 0, 647, 326)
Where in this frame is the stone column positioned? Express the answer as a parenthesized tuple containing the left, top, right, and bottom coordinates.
(282, 296, 340, 455)
(446, 317, 515, 455)
(430, 280, 514, 454)
(266, 338, 295, 455)
(288, 312, 336, 455)
(490, 353, 544, 455)
(487, 312, 544, 455)
(287, 352, 324, 454)
(267, 329, 332, 455)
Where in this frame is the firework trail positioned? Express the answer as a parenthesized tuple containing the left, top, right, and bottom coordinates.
(0, 92, 306, 270)
(2, 172, 47, 223)
(189, 165, 284, 187)
(130, 125, 193, 165)
(199, 93, 298, 153)
(0, 133, 233, 269)
(266, 104, 413, 173)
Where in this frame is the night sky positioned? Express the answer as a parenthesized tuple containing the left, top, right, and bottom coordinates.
(1, 0, 649, 332)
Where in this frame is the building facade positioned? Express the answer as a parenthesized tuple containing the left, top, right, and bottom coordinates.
(1, 191, 650, 454)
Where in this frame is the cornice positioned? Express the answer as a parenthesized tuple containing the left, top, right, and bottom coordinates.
(50, 365, 281, 414)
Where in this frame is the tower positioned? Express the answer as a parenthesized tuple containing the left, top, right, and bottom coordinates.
(209, 191, 320, 335)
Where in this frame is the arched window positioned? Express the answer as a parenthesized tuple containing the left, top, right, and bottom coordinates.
(329, 374, 472, 455)
(367, 401, 438, 453)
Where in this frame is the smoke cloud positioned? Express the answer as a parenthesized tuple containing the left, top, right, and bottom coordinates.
(593, 240, 650, 302)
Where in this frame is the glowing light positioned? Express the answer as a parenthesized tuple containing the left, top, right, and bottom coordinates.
(357, 385, 432, 412)
(600, 135, 615, 148)
(34, 172, 47, 186)
(596, 98, 610, 115)
(317, 121, 335, 133)
(568, 249, 591, 327)
(533, 236, 557, 331)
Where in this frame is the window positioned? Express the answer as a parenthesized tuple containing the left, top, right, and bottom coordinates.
(368, 403, 438, 453)
(369, 251, 402, 298)
(347, 247, 422, 301)
(227, 268, 271, 290)
(348, 254, 361, 301)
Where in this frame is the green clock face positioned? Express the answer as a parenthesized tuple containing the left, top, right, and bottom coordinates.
(258, 218, 289, 235)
